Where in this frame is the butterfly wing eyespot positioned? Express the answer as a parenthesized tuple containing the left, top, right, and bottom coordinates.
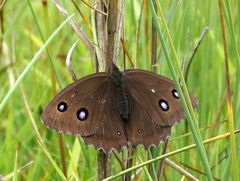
(41, 73, 110, 137)
(124, 69, 197, 126)
(124, 69, 197, 148)
(57, 102, 68, 112)
(172, 89, 179, 99)
(76, 108, 88, 121)
(41, 72, 127, 152)
(159, 99, 169, 111)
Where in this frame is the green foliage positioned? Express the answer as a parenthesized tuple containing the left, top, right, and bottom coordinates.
(0, 0, 239, 180)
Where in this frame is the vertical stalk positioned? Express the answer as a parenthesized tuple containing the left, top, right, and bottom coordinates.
(124, 146, 134, 181)
(149, 1, 213, 180)
(0, 0, 4, 55)
(157, 137, 169, 179)
(95, 1, 107, 71)
(97, 151, 109, 180)
(218, 0, 239, 180)
(96, 0, 110, 179)
(95, 0, 109, 179)
(151, 0, 157, 72)
(106, 0, 118, 68)
(149, 1, 158, 179)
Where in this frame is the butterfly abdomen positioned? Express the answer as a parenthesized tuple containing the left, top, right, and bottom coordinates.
(115, 88, 129, 121)
(109, 65, 130, 121)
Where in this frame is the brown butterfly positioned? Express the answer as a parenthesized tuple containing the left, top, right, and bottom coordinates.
(41, 64, 197, 152)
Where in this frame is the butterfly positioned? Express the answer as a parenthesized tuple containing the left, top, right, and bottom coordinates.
(41, 64, 197, 152)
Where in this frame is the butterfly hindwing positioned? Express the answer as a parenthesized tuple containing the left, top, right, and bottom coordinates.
(83, 89, 127, 152)
(126, 93, 171, 148)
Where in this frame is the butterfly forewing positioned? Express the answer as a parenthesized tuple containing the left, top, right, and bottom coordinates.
(124, 69, 197, 126)
(41, 73, 110, 136)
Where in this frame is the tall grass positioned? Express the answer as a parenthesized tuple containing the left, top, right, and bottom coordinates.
(0, 0, 239, 180)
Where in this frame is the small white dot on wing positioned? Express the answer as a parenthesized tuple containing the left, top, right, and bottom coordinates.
(151, 88, 156, 93)
(98, 99, 106, 104)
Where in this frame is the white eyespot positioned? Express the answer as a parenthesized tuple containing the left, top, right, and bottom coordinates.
(172, 89, 179, 99)
(77, 108, 88, 121)
(59, 105, 65, 111)
(117, 131, 121, 135)
(159, 99, 169, 111)
(151, 88, 156, 93)
(71, 93, 76, 98)
(57, 102, 68, 112)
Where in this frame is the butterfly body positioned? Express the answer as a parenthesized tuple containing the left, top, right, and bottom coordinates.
(41, 64, 197, 152)
(109, 64, 129, 121)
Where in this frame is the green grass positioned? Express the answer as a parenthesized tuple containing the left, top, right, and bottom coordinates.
(0, 0, 239, 180)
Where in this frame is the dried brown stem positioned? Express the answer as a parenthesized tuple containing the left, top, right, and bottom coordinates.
(151, 0, 157, 72)
(157, 137, 169, 179)
(95, 1, 109, 180)
(120, 38, 134, 68)
(97, 0, 124, 179)
(51, 0, 95, 58)
(95, 1, 107, 71)
(165, 158, 199, 181)
(106, 0, 118, 68)
(58, 134, 67, 177)
(97, 150, 110, 180)
(124, 146, 134, 181)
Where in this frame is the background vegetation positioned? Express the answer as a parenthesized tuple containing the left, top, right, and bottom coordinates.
(0, 0, 239, 180)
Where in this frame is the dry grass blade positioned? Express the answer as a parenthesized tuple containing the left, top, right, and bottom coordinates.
(120, 38, 134, 68)
(51, 0, 95, 56)
(179, 162, 220, 181)
(165, 158, 199, 181)
(113, 0, 124, 64)
(66, 40, 79, 81)
(157, 137, 169, 178)
(95, 1, 107, 71)
(0, 0, 7, 10)
(80, 0, 107, 16)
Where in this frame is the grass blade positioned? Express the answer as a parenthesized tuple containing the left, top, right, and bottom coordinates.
(218, 0, 239, 180)
(0, 14, 74, 113)
(148, 1, 213, 180)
